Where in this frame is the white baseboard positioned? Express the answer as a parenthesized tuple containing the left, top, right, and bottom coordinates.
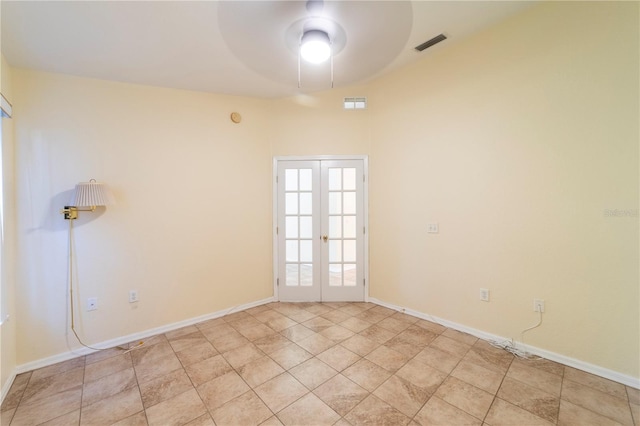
(12, 297, 274, 377)
(1, 371, 16, 405)
(369, 297, 640, 390)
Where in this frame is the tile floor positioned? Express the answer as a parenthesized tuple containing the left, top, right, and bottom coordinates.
(1, 302, 639, 425)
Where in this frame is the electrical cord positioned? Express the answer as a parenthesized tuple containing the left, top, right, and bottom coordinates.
(68, 218, 144, 354)
(488, 309, 543, 360)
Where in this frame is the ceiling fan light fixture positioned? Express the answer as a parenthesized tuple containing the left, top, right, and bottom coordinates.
(300, 29, 331, 64)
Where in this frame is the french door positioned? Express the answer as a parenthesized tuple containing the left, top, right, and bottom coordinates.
(276, 158, 366, 302)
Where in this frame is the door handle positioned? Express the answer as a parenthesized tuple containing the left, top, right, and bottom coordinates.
(322, 235, 328, 242)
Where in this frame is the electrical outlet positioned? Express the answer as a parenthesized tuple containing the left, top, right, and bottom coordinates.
(129, 290, 139, 303)
(534, 299, 545, 312)
(87, 297, 98, 311)
(480, 288, 490, 302)
(427, 223, 439, 234)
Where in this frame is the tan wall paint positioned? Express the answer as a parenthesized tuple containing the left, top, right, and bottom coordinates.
(270, 86, 371, 157)
(1, 51, 18, 394)
(13, 70, 273, 363)
(367, 1, 639, 377)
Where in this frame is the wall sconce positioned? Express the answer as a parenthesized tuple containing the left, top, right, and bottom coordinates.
(61, 179, 115, 220)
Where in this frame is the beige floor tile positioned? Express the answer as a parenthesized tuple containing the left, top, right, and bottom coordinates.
(316, 345, 361, 371)
(80, 386, 143, 425)
(414, 319, 447, 335)
(395, 326, 438, 347)
(318, 324, 355, 342)
(133, 352, 182, 384)
(413, 346, 461, 374)
(199, 323, 237, 341)
(509, 354, 565, 377)
(254, 373, 309, 413)
(227, 315, 261, 330)
(239, 324, 279, 341)
(111, 411, 150, 425)
(145, 389, 207, 426)
(39, 409, 80, 426)
(485, 398, 554, 425)
(430, 335, 471, 358)
(320, 309, 351, 324)
(497, 376, 560, 423)
(631, 402, 639, 426)
(185, 354, 233, 386)
(343, 358, 391, 392)
(384, 336, 424, 358)
(340, 316, 373, 333)
(296, 333, 336, 355)
(84, 352, 133, 383)
(222, 343, 265, 369)
(1, 372, 31, 411)
(254, 334, 293, 354)
(260, 415, 284, 425)
(305, 304, 335, 316)
(289, 358, 337, 390)
(1, 408, 16, 425)
(86, 347, 127, 365)
(374, 375, 431, 417)
(276, 393, 340, 426)
(21, 366, 85, 405)
(506, 360, 563, 396)
(462, 344, 513, 374)
(265, 316, 298, 332)
(561, 379, 634, 425)
(167, 330, 208, 353)
(627, 387, 640, 405)
(451, 360, 504, 394)
(287, 309, 317, 323)
(165, 325, 199, 340)
(268, 343, 313, 370)
(82, 367, 137, 407)
(557, 399, 622, 426)
(313, 374, 369, 416)
(176, 340, 219, 367)
(131, 340, 173, 366)
(390, 312, 419, 324)
(253, 309, 285, 323)
(195, 316, 226, 331)
(414, 396, 481, 426)
(340, 304, 370, 316)
(185, 413, 215, 426)
(11, 386, 82, 425)
(302, 316, 335, 333)
(356, 310, 390, 324)
(280, 324, 316, 342)
(138, 368, 193, 408)
(237, 356, 285, 388)
(29, 357, 85, 383)
(341, 334, 380, 357)
(434, 376, 494, 420)
(442, 329, 479, 346)
(377, 316, 412, 334)
(197, 371, 250, 411)
(209, 331, 251, 353)
(365, 345, 410, 372)
(396, 358, 447, 394)
(211, 390, 273, 426)
(564, 366, 628, 400)
(345, 394, 411, 426)
(358, 324, 397, 344)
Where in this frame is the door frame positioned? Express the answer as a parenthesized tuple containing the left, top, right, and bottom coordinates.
(273, 155, 369, 302)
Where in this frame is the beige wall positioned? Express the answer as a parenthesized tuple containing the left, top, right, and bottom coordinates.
(3, 0, 638, 386)
(368, 1, 639, 377)
(1, 50, 18, 394)
(12, 70, 273, 363)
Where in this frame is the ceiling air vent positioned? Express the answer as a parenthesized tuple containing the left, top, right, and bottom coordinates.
(414, 34, 447, 52)
(344, 97, 366, 110)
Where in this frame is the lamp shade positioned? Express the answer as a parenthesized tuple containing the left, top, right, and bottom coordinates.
(70, 180, 115, 207)
(300, 30, 331, 64)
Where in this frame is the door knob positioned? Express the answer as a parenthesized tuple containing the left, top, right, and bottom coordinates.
(322, 235, 328, 242)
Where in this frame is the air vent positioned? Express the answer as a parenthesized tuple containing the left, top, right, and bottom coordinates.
(414, 34, 447, 52)
(344, 97, 366, 110)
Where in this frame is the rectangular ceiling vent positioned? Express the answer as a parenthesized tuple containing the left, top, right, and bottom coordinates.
(414, 34, 447, 52)
(344, 97, 366, 110)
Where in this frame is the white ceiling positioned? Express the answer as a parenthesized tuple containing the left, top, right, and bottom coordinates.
(1, 1, 535, 99)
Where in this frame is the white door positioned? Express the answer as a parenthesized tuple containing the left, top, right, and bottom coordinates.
(276, 159, 366, 302)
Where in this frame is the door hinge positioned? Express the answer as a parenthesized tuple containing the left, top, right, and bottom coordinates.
(276, 226, 279, 235)
(363, 174, 366, 183)
(363, 278, 366, 287)
(276, 175, 278, 183)
(277, 278, 280, 286)
(363, 226, 366, 235)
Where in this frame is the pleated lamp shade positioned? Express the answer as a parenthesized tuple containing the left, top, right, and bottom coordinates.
(70, 180, 115, 207)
